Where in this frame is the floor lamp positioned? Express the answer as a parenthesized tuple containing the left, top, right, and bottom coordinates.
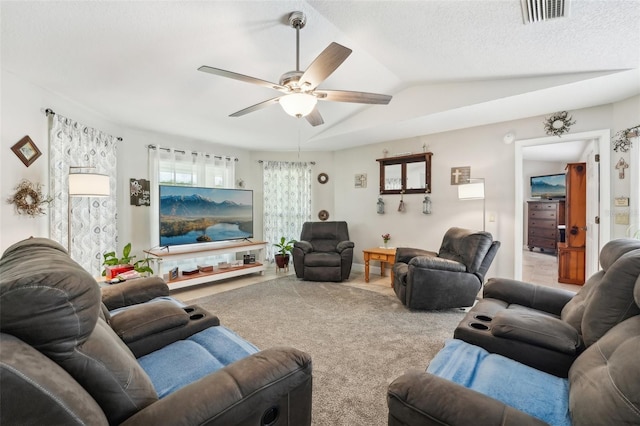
(68, 168, 111, 256)
(458, 178, 486, 231)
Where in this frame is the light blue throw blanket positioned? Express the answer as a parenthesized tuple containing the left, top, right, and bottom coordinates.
(427, 339, 571, 426)
(139, 326, 259, 398)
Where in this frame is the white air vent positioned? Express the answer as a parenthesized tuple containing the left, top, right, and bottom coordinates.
(521, 0, 570, 24)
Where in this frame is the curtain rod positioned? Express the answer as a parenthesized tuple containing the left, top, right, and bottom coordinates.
(44, 108, 123, 141)
(147, 145, 238, 162)
(258, 160, 316, 165)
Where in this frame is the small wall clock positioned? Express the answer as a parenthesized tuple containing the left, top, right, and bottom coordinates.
(317, 173, 329, 184)
(318, 210, 329, 221)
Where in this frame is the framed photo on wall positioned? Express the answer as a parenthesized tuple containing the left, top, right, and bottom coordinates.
(11, 135, 42, 167)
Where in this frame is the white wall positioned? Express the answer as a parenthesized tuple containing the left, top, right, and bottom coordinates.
(1, 70, 122, 251)
(333, 98, 639, 280)
(2, 67, 638, 280)
(611, 95, 640, 237)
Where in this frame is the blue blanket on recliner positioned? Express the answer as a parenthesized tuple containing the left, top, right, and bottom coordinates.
(427, 339, 571, 426)
(139, 326, 259, 398)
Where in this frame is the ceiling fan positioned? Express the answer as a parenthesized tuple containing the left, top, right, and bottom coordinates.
(198, 11, 392, 127)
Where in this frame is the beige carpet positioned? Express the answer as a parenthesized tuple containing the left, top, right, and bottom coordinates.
(191, 275, 466, 426)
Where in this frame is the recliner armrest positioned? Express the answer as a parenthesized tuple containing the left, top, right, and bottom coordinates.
(109, 302, 221, 357)
(387, 371, 546, 426)
(120, 347, 312, 426)
(101, 277, 170, 311)
(294, 240, 313, 254)
(409, 256, 467, 273)
(110, 301, 190, 343)
(395, 247, 437, 264)
(484, 278, 575, 315)
(491, 310, 582, 355)
(336, 241, 355, 252)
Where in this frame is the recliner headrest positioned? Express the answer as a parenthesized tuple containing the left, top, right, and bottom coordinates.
(0, 237, 100, 360)
(599, 238, 640, 270)
(439, 227, 493, 273)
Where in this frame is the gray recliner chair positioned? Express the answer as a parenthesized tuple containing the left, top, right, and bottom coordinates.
(293, 221, 354, 282)
(453, 238, 640, 377)
(393, 227, 500, 310)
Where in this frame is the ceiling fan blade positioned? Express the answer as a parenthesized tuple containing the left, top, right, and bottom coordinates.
(315, 89, 392, 105)
(305, 107, 324, 127)
(300, 42, 352, 89)
(229, 97, 282, 117)
(198, 66, 288, 91)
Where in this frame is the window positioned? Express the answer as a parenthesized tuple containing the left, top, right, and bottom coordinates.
(151, 146, 235, 188)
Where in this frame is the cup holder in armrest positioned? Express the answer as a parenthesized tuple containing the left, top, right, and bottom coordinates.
(469, 322, 490, 331)
(189, 313, 205, 320)
(474, 314, 493, 322)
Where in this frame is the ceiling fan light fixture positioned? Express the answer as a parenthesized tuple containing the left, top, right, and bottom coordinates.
(279, 93, 317, 117)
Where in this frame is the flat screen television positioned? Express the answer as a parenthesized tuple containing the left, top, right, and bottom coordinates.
(530, 173, 566, 199)
(159, 185, 253, 247)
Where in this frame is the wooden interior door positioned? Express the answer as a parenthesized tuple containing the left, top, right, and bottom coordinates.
(558, 162, 587, 284)
(566, 163, 587, 247)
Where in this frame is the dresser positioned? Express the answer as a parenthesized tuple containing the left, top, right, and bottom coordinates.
(527, 200, 565, 252)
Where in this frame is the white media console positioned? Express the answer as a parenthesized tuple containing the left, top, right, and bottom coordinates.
(144, 240, 267, 290)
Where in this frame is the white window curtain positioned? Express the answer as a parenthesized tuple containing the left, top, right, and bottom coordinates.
(262, 161, 312, 260)
(49, 113, 118, 276)
(148, 145, 236, 246)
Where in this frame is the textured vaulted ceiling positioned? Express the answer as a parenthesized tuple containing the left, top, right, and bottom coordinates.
(2, 1, 639, 151)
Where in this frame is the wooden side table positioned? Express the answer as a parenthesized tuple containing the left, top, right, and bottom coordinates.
(363, 247, 397, 286)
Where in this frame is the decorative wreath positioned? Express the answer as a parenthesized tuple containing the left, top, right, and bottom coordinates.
(544, 111, 575, 137)
(7, 179, 53, 217)
(612, 125, 639, 153)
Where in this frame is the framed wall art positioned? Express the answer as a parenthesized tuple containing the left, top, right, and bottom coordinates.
(11, 135, 41, 167)
(130, 178, 151, 206)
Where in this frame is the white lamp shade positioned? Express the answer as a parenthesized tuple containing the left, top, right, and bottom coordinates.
(69, 173, 110, 197)
(279, 93, 317, 117)
(458, 182, 485, 200)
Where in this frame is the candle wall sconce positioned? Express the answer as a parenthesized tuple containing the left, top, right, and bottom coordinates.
(423, 195, 432, 214)
(377, 196, 385, 214)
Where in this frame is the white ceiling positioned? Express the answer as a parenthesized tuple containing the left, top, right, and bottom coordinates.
(523, 139, 589, 161)
(2, 1, 639, 152)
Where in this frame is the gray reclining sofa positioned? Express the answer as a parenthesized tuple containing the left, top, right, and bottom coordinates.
(0, 237, 313, 425)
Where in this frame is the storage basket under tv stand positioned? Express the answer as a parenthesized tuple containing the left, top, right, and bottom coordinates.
(144, 240, 267, 290)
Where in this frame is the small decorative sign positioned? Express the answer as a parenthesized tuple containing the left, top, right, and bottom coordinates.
(130, 178, 150, 206)
(451, 167, 471, 185)
(354, 173, 367, 188)
(615, 212, 630, 225)
(614, 197, 629, 207)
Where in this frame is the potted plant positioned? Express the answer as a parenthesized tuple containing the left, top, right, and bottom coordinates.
(102, 242, 154, 278)
(273, 237, 296, 269)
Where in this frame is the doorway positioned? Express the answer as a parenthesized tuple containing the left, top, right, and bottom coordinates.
(514, 130, 611, 282)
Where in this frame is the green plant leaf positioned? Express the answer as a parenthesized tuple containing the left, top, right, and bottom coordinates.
(122, 243, 131, 259)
